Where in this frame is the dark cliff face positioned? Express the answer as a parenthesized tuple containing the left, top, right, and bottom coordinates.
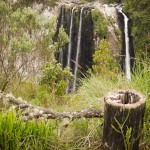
(128, 19, 134, 69)
(117, 11, 134, 72)
(80, 9, 94, 76)
(55, 6, 71, 68)
(56, 5, 94, 77)
(117, 12, 125, 72)
(56, 5, 134, 79)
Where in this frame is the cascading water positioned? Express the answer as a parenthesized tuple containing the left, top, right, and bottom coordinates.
(59, 5, 65, 66)
(66, 6, 76, 93)
(118, 7, 131, 80)
(67, 6, 76, 68)
(72, 7, 84, 93)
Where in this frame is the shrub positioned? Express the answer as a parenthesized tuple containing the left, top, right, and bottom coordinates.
(0, 110, 59, 150)
(40, 63, 73, 96)
(91, 39, 119, 77)
(92, 10, 108, 38)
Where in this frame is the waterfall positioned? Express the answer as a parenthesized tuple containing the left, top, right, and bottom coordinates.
(118, 7, 131, 81)
(67, 6, 76, 68)
(66, 6, 76, 93)
(72, 7, 84, 93)
(59, 5, 65, 66)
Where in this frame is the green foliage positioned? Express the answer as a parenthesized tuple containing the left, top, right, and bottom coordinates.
(36, 19, 69, 62)
(35, 17, 58, 62)
(77, 75, 133, 108)
(0, 0, 41, 91)
(92, 10, 108, 38)
(91, 39, 119, 76)
(132, 60, 150, 96)
(77, 58, 149, 109)
(123, 0, 150, 59)
(69, 119, 103, 149)
(105, 0, 122, 4)
(13, 0, 59, 7)
(57, 26, 69, 48)
(10, 7, 40, 31)
(111, 111, 133, 150)
(0, 110, 59, 150)
(0, 0, 149, 149)
(40, 63, 73, 95)
(144, 100, 150, 149)
(0, 110, 103, 149)
(84, 0, 96, 2)
(0, 0, 69, 91)
(11, 36, 35, 53)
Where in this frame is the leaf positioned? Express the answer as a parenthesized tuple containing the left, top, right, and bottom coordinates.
(111, 124, 121, 133)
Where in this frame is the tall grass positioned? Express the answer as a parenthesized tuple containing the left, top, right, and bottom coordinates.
(77, 60, 150, 108)
(76, 74, 135, 110)
(132, 60, 150, 96)
(0, 110, 59, 150)
(0, 110, 103, 149)
(1, 59, 149, 149)
(77, 60, 150, 149)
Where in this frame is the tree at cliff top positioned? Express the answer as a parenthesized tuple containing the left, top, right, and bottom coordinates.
(90, 39, 119, 77)
(92, 10, 108, 39)
(123, 0, 150, 61)
(104, 0, 150, 60)
(13, 0, 59, 7)
(0, 0, 69, 91)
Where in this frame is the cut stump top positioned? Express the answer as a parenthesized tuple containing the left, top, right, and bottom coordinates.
(104, 90, 146, 109)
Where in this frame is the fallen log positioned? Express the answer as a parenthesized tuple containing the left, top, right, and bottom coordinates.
(0, 91, 104, 121)
(102, 90, 146, 150)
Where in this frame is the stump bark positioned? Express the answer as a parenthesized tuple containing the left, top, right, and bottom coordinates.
(102, 90, 146, 150)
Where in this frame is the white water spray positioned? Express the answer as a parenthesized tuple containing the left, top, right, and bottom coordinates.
(72, 7, 84, 93)
(66, 6, 76, 93)
(67, 6, 76, 68)
(118, 7, 131, 80)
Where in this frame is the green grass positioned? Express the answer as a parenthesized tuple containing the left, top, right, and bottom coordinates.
(2, 60, 150, 149)
(0, 110, 59, 150)
(0, 110, 103, 150)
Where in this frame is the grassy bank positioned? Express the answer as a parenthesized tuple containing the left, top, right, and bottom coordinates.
(0, 61, 150, 149)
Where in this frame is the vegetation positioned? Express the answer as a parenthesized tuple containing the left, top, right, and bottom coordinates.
(104, 0, 150, 61)
(123, 0, 150, 60)
(0, 0, 69, 92)
(92, 10, 109, 39)
(90, 39, 119, 76)
(0, 0, 150, 149)
(40, 63, 73, 96)
(13, 0, 59, 7)
(105, 0, 121, 4)
(0, 62, 149, 149)
(0, 110, 58, 150)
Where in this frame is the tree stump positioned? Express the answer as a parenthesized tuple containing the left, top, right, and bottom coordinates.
(102, 90, 146, 150)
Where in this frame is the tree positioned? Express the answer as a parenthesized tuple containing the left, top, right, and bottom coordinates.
(92, 10, 108, 39)
(0, 0, 69, 91)
(40, 63, 73, 95)
(123, 0, 150, 60)
(91, 39, 118, 76)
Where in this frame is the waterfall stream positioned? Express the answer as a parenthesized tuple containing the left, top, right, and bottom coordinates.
(72, 7, 84, 93)
(67, 6, 76, 68)
(66, 6, 75, 93)
(59, 5, 65, 66)
(118, 7, 131, 80)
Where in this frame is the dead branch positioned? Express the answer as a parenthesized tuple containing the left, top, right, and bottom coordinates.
(0, 91, 104, 121)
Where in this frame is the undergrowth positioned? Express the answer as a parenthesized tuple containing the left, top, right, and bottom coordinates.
(1, 60, 150, 149)
(0, 110, 103, 150)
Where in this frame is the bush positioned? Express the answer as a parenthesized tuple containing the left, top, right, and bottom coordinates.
(92, 10, 108, 38)
(0, 110, 59, 150)
(40, 63, 73, 96)
(90, 39, 119, 77)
